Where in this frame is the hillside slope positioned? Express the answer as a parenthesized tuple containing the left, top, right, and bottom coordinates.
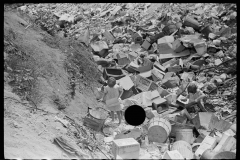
(4, 9, 106, 159)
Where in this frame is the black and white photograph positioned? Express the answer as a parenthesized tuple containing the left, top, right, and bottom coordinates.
(4, 3, 236, 159)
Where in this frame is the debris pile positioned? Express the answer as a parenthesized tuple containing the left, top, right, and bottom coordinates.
(17, 3, 236, 159)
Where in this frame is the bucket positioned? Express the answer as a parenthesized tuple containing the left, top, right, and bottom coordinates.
(103, 68, 125, 80)
(201, 149, 236, 159)
(175, 128, 194, 144)
(183, 16, 200, 31)
(148, 117, 171, 143)
(171, 140, 194, 159)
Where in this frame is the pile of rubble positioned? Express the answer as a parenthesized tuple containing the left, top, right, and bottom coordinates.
(89, 3, 237, 160)
(17, 3, 236, 159)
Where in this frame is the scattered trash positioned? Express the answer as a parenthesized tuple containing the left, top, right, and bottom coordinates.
(17, 3, 236, 159)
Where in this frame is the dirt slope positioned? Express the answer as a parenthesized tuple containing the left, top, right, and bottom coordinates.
(4, 9, 105, 159)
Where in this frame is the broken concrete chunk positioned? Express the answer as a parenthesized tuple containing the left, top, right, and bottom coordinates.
(112, 138, 140, 159)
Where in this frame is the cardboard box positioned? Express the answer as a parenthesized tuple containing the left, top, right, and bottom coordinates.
(112, 138, 140, 159)
(195, 136, 217, 157)
(152, 67, 164, 82)
(192, 112, 214, 130)
(213, 133, 236, 152)
(136, 75, 152, 92)
(152, 97, 167, 110)
(117, 53, 131, 66)
(154, 62, 167, 72)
